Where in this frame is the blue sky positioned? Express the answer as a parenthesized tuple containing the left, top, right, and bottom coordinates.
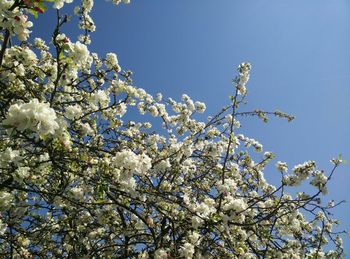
(36, 0, 350, 251)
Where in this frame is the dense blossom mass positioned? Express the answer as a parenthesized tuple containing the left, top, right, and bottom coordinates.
(3, 99, 59, 136)
(0, 0, 347, 258)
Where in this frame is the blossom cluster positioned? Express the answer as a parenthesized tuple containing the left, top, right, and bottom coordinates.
(0, 1, 33, 41)
(3, 99, 59, 136)
(235, 62, 251, 95)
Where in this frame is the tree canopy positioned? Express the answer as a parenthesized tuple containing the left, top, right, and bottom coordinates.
(0, 0, 347, 258)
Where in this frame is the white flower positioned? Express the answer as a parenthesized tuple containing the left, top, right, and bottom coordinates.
(310, 170, 328, 194)
(283, 161, 316, 187)
(194, 198, 216, 218)
(69, 41, 90, 66)
(114, 150, 139, 171)
(20, 48, 37, 65)
(138, 251, 149, 259)
(74, 6, 81, 15)
(3, 99, 59, 136)
(154, 159, 171, 171)
(195, 101, 206, 113)
(149, 105, 159, 117)
(105, 53, 120, 71)
(0, 191, 12, 209)
(112, 0, 131, 5)
(114, 150, 152, 175)
(216, 178, 237, 194)
(155, 93, 163, 101)
(179, 242, 195, 259)
(182, 94, 195, 111)
(0, 219, 7, 235)
(91, 90, 109, 107)
(236, 62, 251, 95)
(115, 103, 127, 117)
(0, 147, 20, 166)
(11, 14, 33, 41)
(79, 13, 95, 32)
(276, 161, 288, 173)
(223, 197, 247, 212)
(70, 186, 84, 200)
(138, 153, 152, 174)
(82, 0, 94, 13)
(120, 177, 136, 191)
(335, 236, 343, 246)
(80, 122, 94, 135)
(191, 216, 203, 228)
(188, 231, 200, 245)
(65, 104, 83, 120)
(15, 166, 30, 180)
(53, 0, 73, 9)
(154, 249, 167, 259)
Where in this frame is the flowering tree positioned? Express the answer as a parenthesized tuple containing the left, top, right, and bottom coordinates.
(0, 0, 347, 258)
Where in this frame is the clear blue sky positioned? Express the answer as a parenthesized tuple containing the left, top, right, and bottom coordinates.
(36, 0, 350, 250)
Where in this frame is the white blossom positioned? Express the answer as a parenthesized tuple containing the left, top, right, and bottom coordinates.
(276, 161, 288, 173)
(195, 101, 206, 113)
(91, 90, 110, 107)
(0, 191, 12, 209)
(105, 53, 120, 71)
(11, 14, 33, 41)
(0, 1, 344, 258)
(65, 104, 83, 120)
(179, 242, 195, 259)
(0, 219, 7, 235)
(3, 99, 59, 136)
(53, 0, 73, 9)
(69, 41, 91, 66)
(154, 249, 168, 259)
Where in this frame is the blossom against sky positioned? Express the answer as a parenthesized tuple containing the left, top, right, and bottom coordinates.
(35, 0, 350, 250)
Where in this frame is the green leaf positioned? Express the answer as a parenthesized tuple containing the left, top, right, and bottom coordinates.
(61, 44, 70, 52)
(28, 9, 39, 19)
(59, 52, 65, 60)
(340, 156, 348, 165)
(36, 2, 48, 13)
(338, 154, 348, 164)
